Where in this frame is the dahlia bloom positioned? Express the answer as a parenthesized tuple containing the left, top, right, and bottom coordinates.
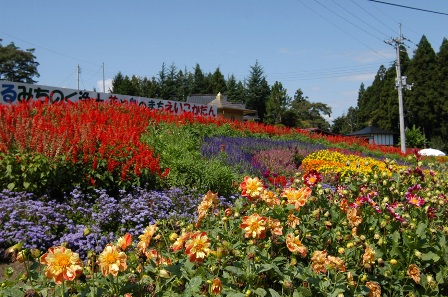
(116, 233, 132, 251)
(185, 231, 211, 263)
(239, 176, 264, 201)
(366, 281, 381, 297)
(311, 250, 328, 274)
(347, 207, 362, 227)
(281, 187, 312, 210)
(407, 264, 421, 284)
(98, 243, 127, 277)
(303, 170, 322, 187)
(285, 233, 307, 257)
(138, 224, 157, 253)
(240, 213, 267, 239)
(40, 246, 83, 285)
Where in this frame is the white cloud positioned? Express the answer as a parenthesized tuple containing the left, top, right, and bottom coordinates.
(96, 79, 113, 93)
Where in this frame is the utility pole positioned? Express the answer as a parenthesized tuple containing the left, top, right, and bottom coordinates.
(385, 24, 413, 154)
(77, 64, 80, 90)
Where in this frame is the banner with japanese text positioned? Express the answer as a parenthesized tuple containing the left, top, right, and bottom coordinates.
(0, 81, 217, 117)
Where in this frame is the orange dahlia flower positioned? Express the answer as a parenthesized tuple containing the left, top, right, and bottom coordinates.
(98, 243, 127, 277)
(347, 207, 362, 227)
(116, 233, 132, 251)
(172, 232, 191, 252)
(138, 224, 157, 253)
(185, 231, 211, 263)
(281, 187, 312, 210)
(366, 281, 381, 297)
(239, 213, 267, 239)
(285, 233, 307, 257)
(40, 246, 83, 285)
(407, 264, 421, 284)
(239, 176, 264, 201)
(311, 250, 328, 274)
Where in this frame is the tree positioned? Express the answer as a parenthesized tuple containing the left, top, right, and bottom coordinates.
(436, 38, 448, 144)
(225, 74, 246, 102)
(405, 35, 438, 140)
(245, 61, 271, 122)
(265, 81, 290, 125)
(110, 72, 137, 96)
(290, 89, 331, 130)
(401, 124, 426, 149)
(210, 67, 227, 95)
(0, 40, 40, 83)
(331, 107, 361, 134)
(191, 64, 209, 94)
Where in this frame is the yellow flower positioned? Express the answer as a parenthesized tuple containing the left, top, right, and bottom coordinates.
(281, 187, 312, 210)
(285, 233, 307, 257)
(366, 281, 381, 297)
(239, 176, 264, 201)
(185, 231, 211, 263)
(98, 243, 127, 277)
(240, 213, 267, 239)
(138, 224, 157, 253)
(40, 246, 83, 285)
(407, 264, 421, 284)
(260, 189, 280, 207)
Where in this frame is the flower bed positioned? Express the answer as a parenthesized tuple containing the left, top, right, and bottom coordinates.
(1, 100, 448, 296)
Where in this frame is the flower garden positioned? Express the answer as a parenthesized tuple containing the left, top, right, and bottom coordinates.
(0, 99, 448, 296)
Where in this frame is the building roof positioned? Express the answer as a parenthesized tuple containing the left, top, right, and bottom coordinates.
(346, 126, 397, 136)
(187, 93, 257, 115)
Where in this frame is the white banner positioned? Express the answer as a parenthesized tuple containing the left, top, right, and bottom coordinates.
(0, 81, 217, 117)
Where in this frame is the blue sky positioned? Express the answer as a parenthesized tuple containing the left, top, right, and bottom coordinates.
(1, 0, 447, 120)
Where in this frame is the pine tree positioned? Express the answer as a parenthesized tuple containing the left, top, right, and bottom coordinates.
(265, 81, 290, 125)
(435, 38, 448, 146)
(225, 74, 246, 102)
(245, 61, 271, 122)
(191, 64, 209, 94)
(406, 35, 438, 140)
(210, 67, 227, 95)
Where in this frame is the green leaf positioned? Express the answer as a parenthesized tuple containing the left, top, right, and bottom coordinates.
(225, 265, 244, 276)
(268, 288, 281, 297)
(253, 287, 267, 296)
(7, 182, 15, 191)
(416, 222, 427, 238)
(294, 287, 312, 296)
(422, 251, 440, 262)
(255, 263, 273, 274)
(23, 181, 30, 189)
(226, 293, 247, 297)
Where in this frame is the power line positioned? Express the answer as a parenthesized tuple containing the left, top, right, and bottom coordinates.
(348, 0, 397, 33)
(329, 0, 391, 39)
(294, 0, 389, 59)
(367, 0, 448, 16)
(313, 0, 385, 43)
(0, 31, 102, 66)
